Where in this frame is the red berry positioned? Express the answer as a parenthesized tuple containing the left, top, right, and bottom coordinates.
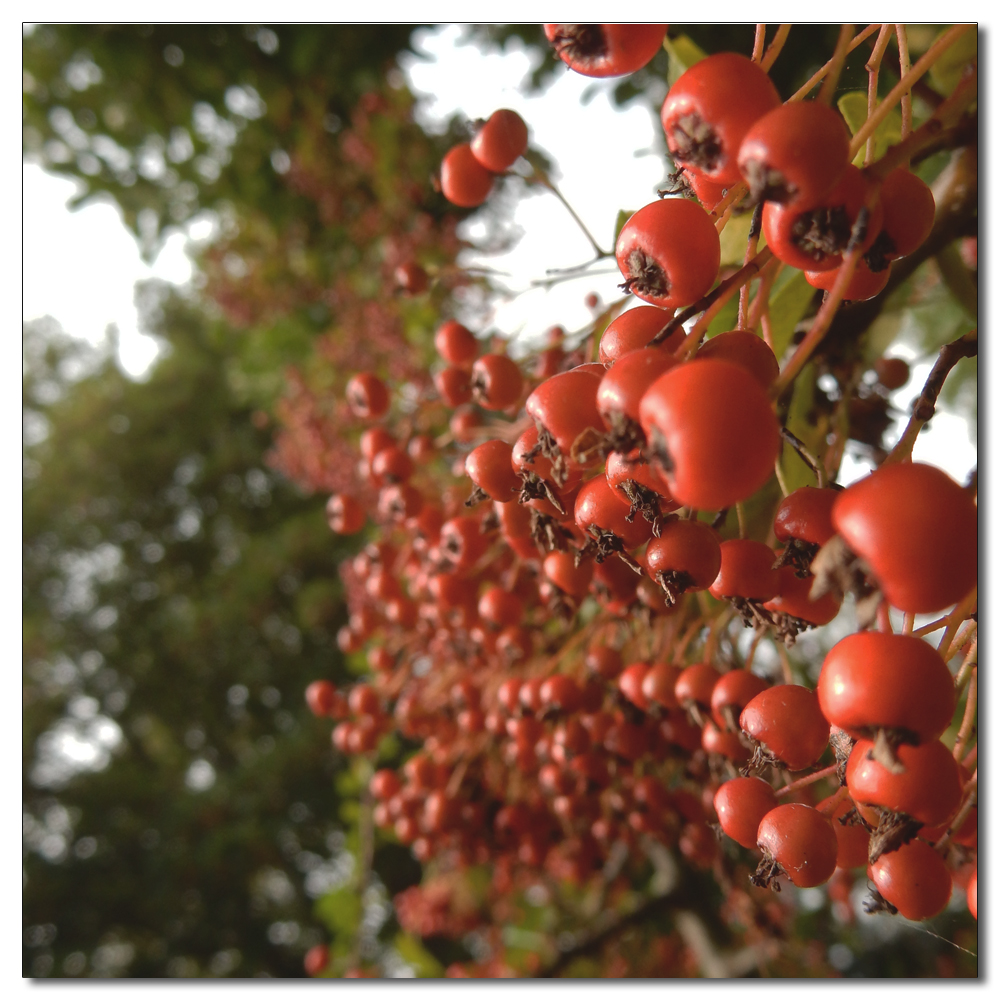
(597, 347, 677, 428)
(661, 52, 781, 187)
(395, 261, 429, 294)
(710, 670, 769, 731)
(471, 109, 528, 172)
(739, 685, 829, 771)
(773, 486, 838, 547)
(435, 319, 479, 368)
(525, 369, 604, 471)
(326, 493, 366, 534)
(695, 329, 778, 389)
(866, 167, 936, 269)
(869, 838, 953, 920)
(805, 258, 890, 301)
(574, 475, 653, 550)
(709, 539, 780, 602)
(466, 439, 520, 503)
(738, 101, 850, 208)
(346, 372, 390, 420)
(599, 304, 681, 363)
(470, 353, 523, 411)
(543, 550, 593, 599)
(618, 662, 651, 711)
(873, 356, 910, 390)
(441, 143, 494, 208)
(545, 24, 667, 78)
(616, 198, 721, 309)
(304, 945, 329, 977)
(756, 803, 838, 888)
(831, 462, 978, 613)
(305, 680, 338, 718)
(639, 359, 780, 511)
(714, 776, 779, 849)
(762, 565, 842, 626)
(645, 519, 722, 600)
(434, 366, 473, 407)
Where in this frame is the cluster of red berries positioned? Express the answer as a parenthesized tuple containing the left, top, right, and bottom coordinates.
(303, 24, 977, 976)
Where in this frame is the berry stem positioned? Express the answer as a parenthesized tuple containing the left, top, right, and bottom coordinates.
(864, 25, 895, 166)
(901, 611, 915, 635)
(779, 427, 826, 488)
(746, 258, 783, 346)
(752, 24, 766, 63)
(817, 24, 855, 106)
(738, 202, 764, 329)
(789, 24, 883, 102)
(529, 166, 611, 259)
(773, 458, 789, 498)
(952, 666, 976, 761)
(761, 25, 792, 72)
(883, 329, 977, 463)
(933, 770, 976, 854)
(775, 763, 839, 798)
(848, 24, 975, 160)
(895, 25, 913, 142)
(937, 586, 978, 657)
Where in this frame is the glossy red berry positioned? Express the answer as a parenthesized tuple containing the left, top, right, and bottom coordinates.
(470, 353, 523, 411)
(756, 803, 838, 888)
(738, 101, 850, 208)
(763, 565, 842, 626)
(466, 439, 520, 503)
(543, 550, 593, 599)
(434, 366, 473, 407)
(346, 372, 390, 420)
(709, 539, 780, 602)
(695, 329, 778, 389)
(865, 167, 936, 270)
(618, 662, 651, 711)
(831, 462, 978, 613)
(740, 685, 829, 771)
(714, 776, 779, 849)
(471, 109, 528, 173)
(816, 632, 956, 745)
(661, 52, 781, 187)
(645, 519, 721, 602)
(305, 680, 338, 718)
(805, 258, 890, 301)
(639, 359, 780, 511)
(441, 142, 494, 207)
(599, 305, 681, 363)
(710, 670, 769, 731)
(616, 199, 721, 309)
(597, 347, 677, 428)
(640, 662, 682, 710)
(395, 261, 429, 294)
(675, 662, 721, 715)
(525, 369, 604, 472)
(434, 319, 479, 368)
(869, 838, 953, 920)
(773, 486, 838, 547)
(574, 475, 653, 550)
(545, 24, 667, 78)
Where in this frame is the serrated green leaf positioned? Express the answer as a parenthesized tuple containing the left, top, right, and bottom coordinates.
(768, 270, 817, 361)
(614, 209, 634, 246)
(837, 91, 901, 167)
(315, 885, 361, 939)
(394, 933, 444, 978)
(663, 34, 708, 87)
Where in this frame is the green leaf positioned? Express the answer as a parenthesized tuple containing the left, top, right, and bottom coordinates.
(837, 91, 901, 167)
(928, 26, 978, 96)
(718, 211, 754, 268)
(613, 209, 635, 246)
(782, 363, 826, 493)
(315, 886, 361, 939)
(394, 933, 444, 978)
(935, 244, 978, 319)
(768, 270, 817, 361)
(664, 34, 708, 87)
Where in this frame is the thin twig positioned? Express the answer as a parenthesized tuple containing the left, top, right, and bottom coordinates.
(752, 24, 766, 63)
(761, 25, 792, 73)
(933, 771, 976, 853)
(775, 763, 839, 797)
(818, 24, 855, 106)
(884, 329, 977, 463)
(739, 202, 764, 329)
(780, 427, 826, 488)
(952, 667, 976, 761)
(895, 25, 913, 141)
(865, 26, 894, 166)
(530, 168, 611, 259)
(789, 24, 883, 101)
(937, 587, 978, 657)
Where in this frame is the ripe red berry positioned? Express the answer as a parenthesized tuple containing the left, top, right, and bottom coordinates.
(755, 803, 838, 888)
(868, 838, 953, 920)
(738, 101, 850, 208)
(434, 366, 473, 407)
(574, 475, 653, 551)
(805, 258, 890, 301)
(466, 439, 520, 503)
(470, 353, 523, 411)
(710, 539, 781, 602)
(640, 661, 682, 710)
(865, 167, 936, 270)
(739, 685, 829, 771)
(326, 493, 366, 534)
(441, 142, 494, 207)
(618, 662, 651, 711)
(710, 670, 769, 731)
(346, 372, 390, 420)
(597, 347, 677, 428)
(616, 198, 721, 309)
(545, 24, 667, 78)
(831, 461, 978, 613)
(773, 486, 839, 547)
(543, 550, 594, 599)
(305, 680, 338, 718)
(471, 109, 528, 173)
(639, 359, 780, 511)
(661, 52, 781, 187)
(395, 261, 429, 294)
(599, 305, 681, 363)
(816, 632, 956, 745)
(645, 519, 722, 603)
(695, 330, 778, 389)
(435, 319, 479, 368)
(714, 776, 779, 849)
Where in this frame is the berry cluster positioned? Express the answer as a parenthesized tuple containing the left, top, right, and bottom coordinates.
(302, 24, 977, 977)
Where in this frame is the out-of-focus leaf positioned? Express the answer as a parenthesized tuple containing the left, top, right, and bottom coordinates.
(928, 26, 978, 96)
(935, 244, 978, 318)
(614, 209, 635, 246)
(863, 312, 905, 363)
(783, 363, 828, 493)
(768, 270, 817, 361)
(719, 211, 754, 267)
(705, 295, 739, 338)
(394, 933, 444, 978)
(664, 34, 708, 87)
(837, 91, 901, 167)
(315, 885, 361, 939)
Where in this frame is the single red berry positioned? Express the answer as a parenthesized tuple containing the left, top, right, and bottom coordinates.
(471, 109, 529, 173)
(661, 52, 781, 186)
(763, 565, 842, 627)
(645, 519, 722, 602)
(449, 405, 482, 443)
(586, 645, 623, 680)
(740, 685, 829, 771)
(702, 719, 751, 764)
(434, 366, 473, 407)
(597, 347, 677, 428)
(755, 803, 838, 888)
(543, 550, 594, 599)
(869, 838, 953, 920)
(545, 24, 667, 78)
(618, 662, 651, 711)
(640, 662, 682, 710)
(738, 101, 850, 208)
(872, 356, 910, 390)
(466, 439, 521, 503)
(805, 258, 890, 301)
(709, 539, 780, 602)
(714, 776, 779, 849)
(574, 475, 653, 551)
(817, 632, 956, 745)
(326, 493, 366, 534)
(599, 304, 681, 363)
(831, 461, 978, 614)
(346, 372, 390, 420)
(470, 353, 523, 411)
(525, 369, 604, 473)
(865, 167, 936, 271)
(710, 670, 769, 731)
(304, 945, 329, 977)
(639, 359, 780, 511)
(616, 198, 721, 309)
(371, 444, 414, 485)
(435, 319, 479, 368)
(395, 261, 429, 294)
(305, 680, 338, 718)
(369, 768, 402, 801)
(773, 486, 839, 547)
(695, 329, 778, 389)
(674, 662, 721, 716)
(441, 142, 494, 207)
(359, 427, 395, 461)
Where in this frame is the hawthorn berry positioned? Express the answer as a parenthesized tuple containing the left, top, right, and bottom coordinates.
(598, 304, 681, 363)
(754, 803, 839, 889)
(346, 372, 390, 420)
(471, 109, 529, 173)
(616, 198, 721, 309)
(868, 838, 953, 920)
(695, 329, 779, 389)
(714, 776, 779, 849)
(441, 143, 494, 207)
(739, 685, 830, 772)
(545, 24, 667, 78)
(326, 493, 366, 534)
